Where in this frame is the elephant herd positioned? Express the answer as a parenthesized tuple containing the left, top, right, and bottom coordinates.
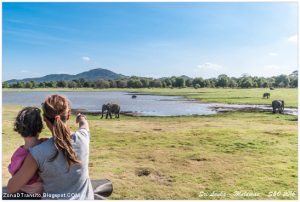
(262, 92, 285, 114)
(100, 93, 286, 119)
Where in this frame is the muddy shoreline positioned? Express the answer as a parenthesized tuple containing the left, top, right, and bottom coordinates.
(72, 103, 298, 117)
(71, 108, 143, 117)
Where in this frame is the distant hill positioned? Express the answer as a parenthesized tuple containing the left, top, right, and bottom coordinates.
(179, 75, 192, 80)
(6, 68, 126, 84)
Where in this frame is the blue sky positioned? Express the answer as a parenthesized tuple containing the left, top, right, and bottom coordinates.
(3, 2, 298, 80)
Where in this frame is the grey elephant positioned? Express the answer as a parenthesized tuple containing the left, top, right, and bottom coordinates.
(101, 103, 120, 119)
(263, 93, 270, 99)
(272, 100, 284, 114)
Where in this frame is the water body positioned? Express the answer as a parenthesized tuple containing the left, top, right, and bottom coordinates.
(2, 91, 297, 116)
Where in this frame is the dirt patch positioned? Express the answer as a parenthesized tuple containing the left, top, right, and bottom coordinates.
(264, 131, 288, 136)
(210, 104, 297, 116)
(135, 167, 152, 176)
(151, 173, 176, 186)
(190, 157, 209, 162)
(211, 106, 269, 113)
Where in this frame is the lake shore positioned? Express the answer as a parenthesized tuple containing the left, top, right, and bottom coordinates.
(3, 87, 298, 108)
(2, 104, 298, 199)
(71, 105, 298, 117)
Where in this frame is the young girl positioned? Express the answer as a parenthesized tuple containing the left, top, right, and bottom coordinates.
(8, 107, 44, 195)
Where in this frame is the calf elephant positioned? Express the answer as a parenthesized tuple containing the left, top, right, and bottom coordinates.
(263, 93, 270, 99)
(272, 100, 284, 114)
(101, 103, 120, 119)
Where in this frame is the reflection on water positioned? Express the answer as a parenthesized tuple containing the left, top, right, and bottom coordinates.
(2, 91, 217, 116)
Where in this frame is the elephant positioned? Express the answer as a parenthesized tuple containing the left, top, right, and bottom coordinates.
(132, 95, 137, 99)
(101, 103, 120, 119)
(270, 87, 275, 90)
(272, 100, 284, 114)
(263, 93, 270, 99)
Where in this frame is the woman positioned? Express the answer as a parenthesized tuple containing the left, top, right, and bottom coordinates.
(7, 95, 94, 200)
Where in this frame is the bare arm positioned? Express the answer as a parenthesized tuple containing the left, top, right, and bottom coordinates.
(7, 154, 38, 193)
(76, 113, 90, 132)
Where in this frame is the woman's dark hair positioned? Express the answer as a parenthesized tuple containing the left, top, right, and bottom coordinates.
(42, 95, 80, 169)
(14, 107, 43, 137)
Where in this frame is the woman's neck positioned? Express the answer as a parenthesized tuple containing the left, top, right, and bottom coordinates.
(23, 136, 40, 150)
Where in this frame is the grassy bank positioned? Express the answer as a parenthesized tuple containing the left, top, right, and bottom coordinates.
(2, 104, 297, 199)
(3, 87, 298, 108)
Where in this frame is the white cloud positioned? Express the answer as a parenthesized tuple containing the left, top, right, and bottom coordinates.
(82, 56, 90, 61)
(20, 70, 29, 73)
(288, 35, 298, 44)
(268, 52, 278, 56)
(258, 65, 293, 77)
(197, 62, 223, 70)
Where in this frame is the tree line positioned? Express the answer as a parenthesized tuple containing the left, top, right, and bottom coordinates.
(3, 71, 298, 89)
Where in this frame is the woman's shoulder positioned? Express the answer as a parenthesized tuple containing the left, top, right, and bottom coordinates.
(29, 138, 55, 169)
(29, 138, 54, 154)
(38, 137, 54, 146)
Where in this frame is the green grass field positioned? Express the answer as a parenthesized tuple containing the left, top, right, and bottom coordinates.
(2, 103, 298, 199)
(3, 87, 298, 108)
